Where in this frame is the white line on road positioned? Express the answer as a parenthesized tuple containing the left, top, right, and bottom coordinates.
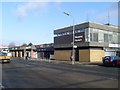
(25, 65, 32, 67)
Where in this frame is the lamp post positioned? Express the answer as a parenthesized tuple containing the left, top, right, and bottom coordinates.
(63, 12, 75, 65)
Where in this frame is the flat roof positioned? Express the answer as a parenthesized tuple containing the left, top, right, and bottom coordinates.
(54, 22, 119, 34)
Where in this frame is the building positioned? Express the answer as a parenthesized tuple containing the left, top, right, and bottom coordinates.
(9, 45, 37, 59)
(35, 43, 54, 59)
(9, 43, 54, 60)
(54, 22, 120, 63)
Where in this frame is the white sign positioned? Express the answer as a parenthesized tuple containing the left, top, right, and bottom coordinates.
(75, 36, 83, 39)
(73, 45, 77, 48)
(75, 39, 82, 42)
(109, 44, 119, 47)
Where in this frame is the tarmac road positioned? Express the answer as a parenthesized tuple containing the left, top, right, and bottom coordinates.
(2, 59, 119, 89)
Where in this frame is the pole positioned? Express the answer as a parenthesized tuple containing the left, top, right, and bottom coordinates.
(63, 11, 75, 65)
(24, 48, 26, 60)
(31, 45, 32, 59)
(72, 17, 75, 65)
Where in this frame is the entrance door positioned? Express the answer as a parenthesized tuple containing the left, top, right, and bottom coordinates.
(75, 49, 79, 61)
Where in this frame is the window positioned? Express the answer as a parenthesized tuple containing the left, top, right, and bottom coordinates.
(98, 31, 104, 42)
(93, 33, 98, 42)
(90, 28, 93, 42)
(85, 28, 90, 42)
(108, 34, 113, 43)
(118, 33, 120, 43)
(90, 28, 98, 42)
(90, 33, 98, 42)
(112, 32, 118, 44)
(104, 34, 109, 42)
(90, 33, 92, 41)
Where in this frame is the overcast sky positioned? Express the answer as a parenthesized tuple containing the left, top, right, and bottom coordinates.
(1, 0, 119, 46)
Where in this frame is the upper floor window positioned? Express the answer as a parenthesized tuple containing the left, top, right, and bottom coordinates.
(104, 34, 109, 42)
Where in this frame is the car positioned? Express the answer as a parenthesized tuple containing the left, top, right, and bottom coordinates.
(103, 56, 120, 67)
(0, 52, 11, 63)
(117, 60, 120, 68)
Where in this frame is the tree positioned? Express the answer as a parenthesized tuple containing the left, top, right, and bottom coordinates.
(8, 42, 16, 48)
(21, 43, 27, 47)
(28, 42, 33, 46)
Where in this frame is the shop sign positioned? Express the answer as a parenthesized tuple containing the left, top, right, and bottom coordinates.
(109, 44, 119, 47)
(74, 32, 85, 42)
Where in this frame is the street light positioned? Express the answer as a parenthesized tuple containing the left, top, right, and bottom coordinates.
(63, 11, 75, 65)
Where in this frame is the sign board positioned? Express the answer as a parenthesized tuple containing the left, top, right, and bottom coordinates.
(109, 44, 119, 47)
(73, 45, 77, 48)
(74, 32, 85, 42)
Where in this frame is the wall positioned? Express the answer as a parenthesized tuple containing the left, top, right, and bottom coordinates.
(79, 49, 104, 62)
(54, 49, 104, 63)
(54, 50, 71, 61)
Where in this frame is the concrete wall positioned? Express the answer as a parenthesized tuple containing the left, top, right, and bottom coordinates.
(54, 50, 71, 61)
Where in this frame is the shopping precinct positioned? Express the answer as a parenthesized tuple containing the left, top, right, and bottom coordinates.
(54, 22, 120, 62)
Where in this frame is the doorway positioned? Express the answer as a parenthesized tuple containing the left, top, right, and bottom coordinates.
(75, 49, 79, 61)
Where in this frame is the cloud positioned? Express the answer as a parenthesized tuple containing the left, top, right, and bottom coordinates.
(16, 2, 49, 18)
(15, 0, 62, 19)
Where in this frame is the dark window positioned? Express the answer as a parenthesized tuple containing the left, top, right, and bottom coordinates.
(90, 33, 92, 41)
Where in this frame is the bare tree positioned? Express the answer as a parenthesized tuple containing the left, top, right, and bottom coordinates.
(21, 43, 28, 47)
(8, 42, 16, 48)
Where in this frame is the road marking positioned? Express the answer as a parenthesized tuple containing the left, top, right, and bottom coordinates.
(25, 65, 32, 67)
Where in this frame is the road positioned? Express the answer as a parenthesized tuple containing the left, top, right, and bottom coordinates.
(1, 59, 119, 89)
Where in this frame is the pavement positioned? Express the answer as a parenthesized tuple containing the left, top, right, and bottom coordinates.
(31, 59, 103, 66)
(11, 57, 103, 66)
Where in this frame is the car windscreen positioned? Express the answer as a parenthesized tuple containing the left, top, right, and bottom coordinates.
(0, 52, 7, 56)
(105, 56, 119, 60)
(104, 56, 111, 60)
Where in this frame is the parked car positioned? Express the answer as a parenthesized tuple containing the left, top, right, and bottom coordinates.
(103, 56, 120, 67)
(0, 52, 11, 63)
(117, 60, 120, 68)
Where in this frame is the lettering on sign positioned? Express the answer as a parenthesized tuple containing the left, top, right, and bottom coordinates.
(75, 39, 83, 42)
(75, 36, 83, 39)
(74, 32, 85, 42)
